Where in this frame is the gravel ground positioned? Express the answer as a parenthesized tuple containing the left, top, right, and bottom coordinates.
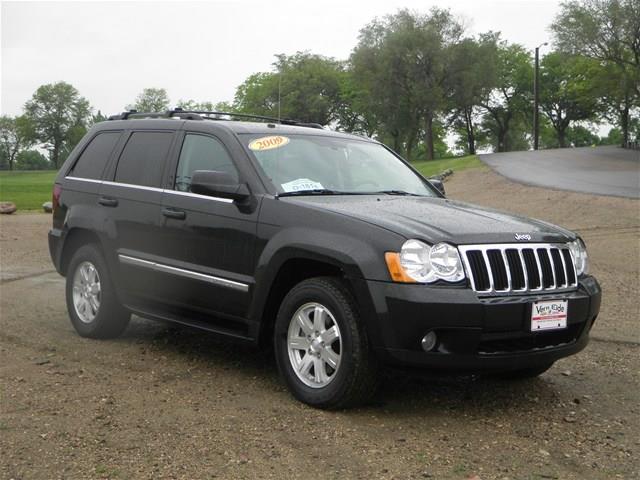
(1, 168, 638, 479)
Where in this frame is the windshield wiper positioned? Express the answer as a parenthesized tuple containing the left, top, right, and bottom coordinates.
(374, 190, 422, 196)
(278, 189, 425, 198)
(277, 189, 364, 197)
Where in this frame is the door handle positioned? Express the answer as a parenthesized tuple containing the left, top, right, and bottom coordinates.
(162, 208, 186, 220)
(98, 196, 118, 207)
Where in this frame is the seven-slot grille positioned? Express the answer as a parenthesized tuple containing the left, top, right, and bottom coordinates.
(458, 243, 577, 295)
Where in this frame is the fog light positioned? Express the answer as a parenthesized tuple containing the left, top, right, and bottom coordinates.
(421, 331, 437, 352)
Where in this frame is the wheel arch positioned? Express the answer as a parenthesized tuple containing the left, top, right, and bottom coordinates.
(59, 228, 107, 276)
(251, 247, 368, 348)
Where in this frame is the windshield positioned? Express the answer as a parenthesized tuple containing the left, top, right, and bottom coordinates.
(241, 134, 437, 197)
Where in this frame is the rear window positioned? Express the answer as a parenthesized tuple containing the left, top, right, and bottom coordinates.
(71, 131, 121, 180)
(114, 131, 174, 187)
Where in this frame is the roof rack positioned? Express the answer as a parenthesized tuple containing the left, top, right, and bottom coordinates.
(107, 108, 324, 129)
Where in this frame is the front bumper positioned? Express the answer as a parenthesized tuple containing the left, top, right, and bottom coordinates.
(362, 276, 601, 372)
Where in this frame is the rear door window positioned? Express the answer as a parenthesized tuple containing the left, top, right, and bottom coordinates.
(70, 131, 121, 180)
(115, 131, 174, 187)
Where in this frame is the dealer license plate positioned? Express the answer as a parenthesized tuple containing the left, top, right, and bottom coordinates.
(531, 300, 568, 332)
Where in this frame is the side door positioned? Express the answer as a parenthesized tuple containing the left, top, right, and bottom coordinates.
(156, 130, 259, 324)
(99, 129, 177, 308)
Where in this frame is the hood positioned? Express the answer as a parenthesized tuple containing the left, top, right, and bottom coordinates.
(282, 195, 575, 245)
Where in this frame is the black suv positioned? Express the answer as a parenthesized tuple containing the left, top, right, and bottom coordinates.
(49, 110, 601, 408)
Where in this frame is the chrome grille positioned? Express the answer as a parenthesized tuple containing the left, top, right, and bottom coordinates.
(459, 243, 578, 295)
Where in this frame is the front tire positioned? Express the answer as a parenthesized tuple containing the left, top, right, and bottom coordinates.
(274, 277, 378, 409)
(65, 244, 130, 339)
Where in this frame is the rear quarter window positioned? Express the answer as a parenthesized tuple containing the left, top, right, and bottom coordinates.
(70, 131, 122, 180)
(114, 131, 174, 187)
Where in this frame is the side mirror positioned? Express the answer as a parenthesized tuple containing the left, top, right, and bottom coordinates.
(190, 170, 250, 201)
(429, 178, 446, 196)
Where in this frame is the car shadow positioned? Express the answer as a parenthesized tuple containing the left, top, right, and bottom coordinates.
(121, 317, 564, 415)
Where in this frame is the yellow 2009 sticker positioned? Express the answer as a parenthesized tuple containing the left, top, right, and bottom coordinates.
(248, 135, 290, 151)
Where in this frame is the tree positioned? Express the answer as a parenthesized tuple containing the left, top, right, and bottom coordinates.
(233, 52, 344, 125)
(333, 70, 379, 136)
(0, 115, 34, 171)
(128, 87, 170, 112)
(448, 33, 499, 154)
(16, 149, 50, 170)
(552, 0, 639, 83)
(0, 148, 7, 170)
(478, 42, 533, 152)
(176, 99, 220, 112)
(601, 127, 623, 145)
(91, 110, 108, 124)
(588, 60, 639, 146)
(551, 0, 640, 145)
(58, 123, 88, 165)
(539, 53, 598, 147)
(24, 82, 91, 169)
(567, 125, 601, 147)
(350, 9, 464, 160)
(540, 119, 600, 148)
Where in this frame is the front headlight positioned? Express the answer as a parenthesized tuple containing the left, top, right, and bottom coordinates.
(569, 238, 589, 275)
(385, 240, 465, 283)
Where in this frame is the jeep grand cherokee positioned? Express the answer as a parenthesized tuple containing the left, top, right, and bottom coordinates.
(48, 109, 601, 409)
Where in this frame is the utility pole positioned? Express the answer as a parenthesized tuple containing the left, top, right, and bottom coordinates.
(533, 42, 547, 150)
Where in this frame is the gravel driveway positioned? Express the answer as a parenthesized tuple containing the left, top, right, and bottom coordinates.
(1, 168, 638, 480)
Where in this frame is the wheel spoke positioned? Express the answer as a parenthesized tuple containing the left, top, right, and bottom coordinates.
(91, 267, 99, 284)
(289, 336, 310, 351)
(296, 312, 313, 336)
(80, 266, 89, 282)
(321, 348, 340, 369)
(313, 305, 325, 332)
(321, 325, 339, 345)
(298, 353, 314, 376)
(88, 295, 99, 313)
(313, 357, 329, 384)
(79, 298, 88, 314)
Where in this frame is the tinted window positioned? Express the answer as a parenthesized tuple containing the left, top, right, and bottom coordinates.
(175, 134, 239, 192)
(71, 132, 121, 180)
(115, 131, 174, 187)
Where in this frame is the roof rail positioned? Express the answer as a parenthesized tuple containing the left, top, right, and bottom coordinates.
(107, 109, 202, 121)
(107, 108, 324, 129)
(188, 110, 324, 129)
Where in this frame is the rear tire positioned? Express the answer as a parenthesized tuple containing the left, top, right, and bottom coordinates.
(274, 277, 378, 409)
(65, 244, 130, 339)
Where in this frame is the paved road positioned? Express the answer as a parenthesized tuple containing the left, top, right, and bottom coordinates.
(480, 146, 640, 198)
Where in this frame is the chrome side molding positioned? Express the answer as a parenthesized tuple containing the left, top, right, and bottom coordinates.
(118, 254, 249, 292)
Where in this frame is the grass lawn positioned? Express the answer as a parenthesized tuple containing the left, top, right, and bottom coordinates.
(0, 170, 58, 211)
(413, 154, 483, 178)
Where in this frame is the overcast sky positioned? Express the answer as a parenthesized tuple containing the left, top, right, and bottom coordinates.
(1, 0, 561, 117)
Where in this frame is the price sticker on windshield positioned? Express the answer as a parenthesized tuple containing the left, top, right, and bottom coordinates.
(248, 135, 290, 151)
(281, 178, 324, 192)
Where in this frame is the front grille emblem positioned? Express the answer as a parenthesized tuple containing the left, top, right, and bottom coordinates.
(515, 233, 532, 241)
